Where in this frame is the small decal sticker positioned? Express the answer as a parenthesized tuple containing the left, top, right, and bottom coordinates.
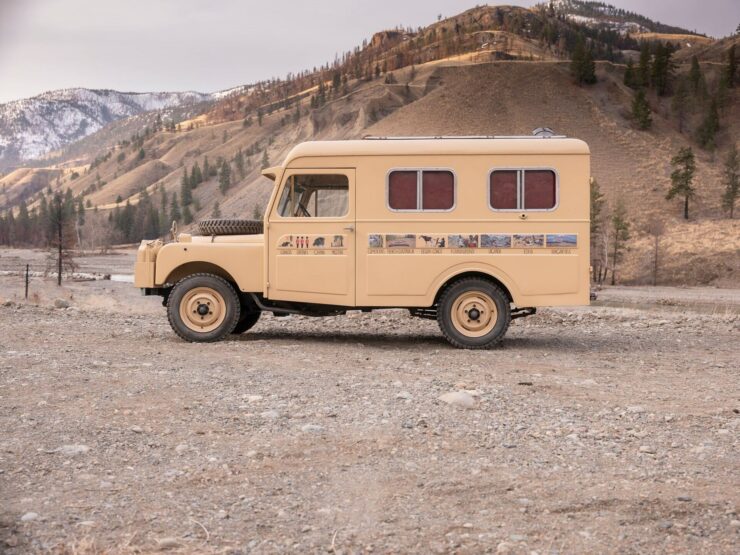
(416, 234, 447, 248)
(546, 234, 577, 247)
(448, 234, 479, 248)
(512, 234, 545, 248)
(385, 234, 416, 248)
(481, 234, 512, 248)
(368, 234, 384, 248)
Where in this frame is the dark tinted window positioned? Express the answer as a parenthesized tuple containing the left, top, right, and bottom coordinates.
(524, 170, 556, 209)
(422, 171, 455, 210)
(489, 170, 518, 210)
(388, 171, 418, 210)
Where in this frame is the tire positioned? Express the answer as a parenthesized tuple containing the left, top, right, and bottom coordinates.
(232, 311, 261, 334)
(198, 219, 263, 236)
(167, 273, 241, 342)
(437, 278, 511, 349)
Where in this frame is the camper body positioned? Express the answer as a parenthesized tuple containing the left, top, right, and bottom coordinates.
(135, 136, 591, 348)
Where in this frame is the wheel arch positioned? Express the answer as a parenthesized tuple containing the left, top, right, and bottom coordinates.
(432, 267, 517, 306)
(164, 262, 238, 287)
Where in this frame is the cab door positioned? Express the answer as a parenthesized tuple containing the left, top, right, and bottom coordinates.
(267, 169, 355, 306)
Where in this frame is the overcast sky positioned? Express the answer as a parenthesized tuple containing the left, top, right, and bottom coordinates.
(0, 0, 737, 103)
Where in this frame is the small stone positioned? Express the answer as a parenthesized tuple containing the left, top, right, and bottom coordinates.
(496, 542, 514, 554)
(510, 534, 527, 542)
(53, 299, 70, 309)
(174, 443, 189, 454)
(627, 405, 646, 414)
(157, 537, 181, 550)
(639, 445, 656, 454)
(5, 535, 18, 547)
(438, 391, 475, 408)
(658, 520, 673, 530)
(396, 391, 412, 400)
(246, 395, 263, 403)
(301, 424, 324, 433)
(260, 410, 280, 420)
(730, 520, 740, 528)
(677, 496, 692, 502)
(462, 522, 473, 528)
(56, 444, 90, 456)
(217, 509, 228, 519)
(20, 512, 38, 522)
(130, 426, 143, 434)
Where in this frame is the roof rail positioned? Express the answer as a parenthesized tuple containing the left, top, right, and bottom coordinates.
(362, 133, 566, 140)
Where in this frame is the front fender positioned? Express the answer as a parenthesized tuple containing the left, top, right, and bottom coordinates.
(154, 242, 264, 292)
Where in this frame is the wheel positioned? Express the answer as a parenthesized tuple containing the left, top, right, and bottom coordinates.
(437, 278, 511, 349)
(198, 219, 263, 236)
(232, 311, 261, 334)
(167, 273, 241, 342)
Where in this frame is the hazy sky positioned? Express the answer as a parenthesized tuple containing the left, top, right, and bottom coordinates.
(0, 0, 737, 103)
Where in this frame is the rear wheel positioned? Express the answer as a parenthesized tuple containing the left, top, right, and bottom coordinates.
(167, 274, 240, 342)
(437, 278, 511, 349)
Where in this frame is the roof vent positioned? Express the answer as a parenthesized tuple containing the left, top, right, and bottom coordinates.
(533, 127, 556, 138)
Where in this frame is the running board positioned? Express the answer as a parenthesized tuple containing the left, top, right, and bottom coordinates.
(511, 307, 536, 320)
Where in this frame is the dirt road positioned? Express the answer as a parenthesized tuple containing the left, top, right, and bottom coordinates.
(0, 255, 738, 553)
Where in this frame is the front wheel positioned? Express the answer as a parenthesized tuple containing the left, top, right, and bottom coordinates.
(167, 274, 241, 342)
(232, 311, 261, 334)
(437, 278, 511, 349)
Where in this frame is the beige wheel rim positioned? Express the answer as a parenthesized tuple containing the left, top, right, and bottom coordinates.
(179, 287, 226, 333)
(450, 290, 497, 338)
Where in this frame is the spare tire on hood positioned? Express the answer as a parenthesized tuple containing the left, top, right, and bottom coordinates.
(197, 219, 264, 236)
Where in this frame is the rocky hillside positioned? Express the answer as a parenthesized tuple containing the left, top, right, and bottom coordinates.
(0, 88, 228, 168)
(0, 4, 737, 286)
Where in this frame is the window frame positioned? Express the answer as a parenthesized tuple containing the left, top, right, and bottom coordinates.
(275, 172, 351, 219)
(386, 167, 457, 213)
(487, 167, 560, 212)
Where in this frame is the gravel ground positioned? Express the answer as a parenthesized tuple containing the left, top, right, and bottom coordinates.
(0, 269, 738, 554)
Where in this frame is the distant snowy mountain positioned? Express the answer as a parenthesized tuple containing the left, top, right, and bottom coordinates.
(545, 0, 699, 36)
(0, 88, 219, 167)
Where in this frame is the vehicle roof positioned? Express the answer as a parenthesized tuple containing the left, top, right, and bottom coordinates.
(279, 137, 589, 168)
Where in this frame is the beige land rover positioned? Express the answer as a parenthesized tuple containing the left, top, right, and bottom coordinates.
(134, 133, 590, 349)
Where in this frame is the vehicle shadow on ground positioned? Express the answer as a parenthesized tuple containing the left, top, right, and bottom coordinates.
(233, 329, 620, 353)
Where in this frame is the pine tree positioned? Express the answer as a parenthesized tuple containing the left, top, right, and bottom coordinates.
(570, 38, 596, 85)
(203, 156, 210, 179)
(632, 89, 652, 130)
(180, 170, 192, 206)
(190, 162, 203, 187)
(688, 55, 705, 96)
(590, 177, 604, 236)
(610, 199, 630, 286)
(637, 43, 651, 88)
(696, 98, 720, 151)
(624, 59, 636, 88)
(76, 197, 85, 227)
(721, 144, 739, 218)
(182, 204, 193, 225)
(650, 43, 673, 96)
(261, 150, 270, 170)
(671, 77, 690, 133)
(667, 147, 696, 220)
(169, 192, 182, 223)
(138, 148, 145, 160)
(257, 107, 263, 126)
(235, 148, 245, 178)
(212, 201, 222, 218)
(725, 44, 737, 88)
(218, 161, 231, 194)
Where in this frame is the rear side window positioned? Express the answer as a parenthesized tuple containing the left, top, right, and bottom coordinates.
(388, 169, 455, 211)
(489, 169, 557, 211)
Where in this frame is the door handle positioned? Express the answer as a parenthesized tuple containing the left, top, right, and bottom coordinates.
(343, 225, 355, 232)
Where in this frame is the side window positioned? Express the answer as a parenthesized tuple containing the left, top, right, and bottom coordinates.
(489, 169, 557, 211)
(277, 174, 349, 218)
(388, 169, 455, 211)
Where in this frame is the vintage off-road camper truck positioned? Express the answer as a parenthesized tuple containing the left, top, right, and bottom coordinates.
(135, 134, 590, 348)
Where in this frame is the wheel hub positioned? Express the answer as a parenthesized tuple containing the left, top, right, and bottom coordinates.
(179, 287, 226, 333)
(451, 291, 497, 338)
